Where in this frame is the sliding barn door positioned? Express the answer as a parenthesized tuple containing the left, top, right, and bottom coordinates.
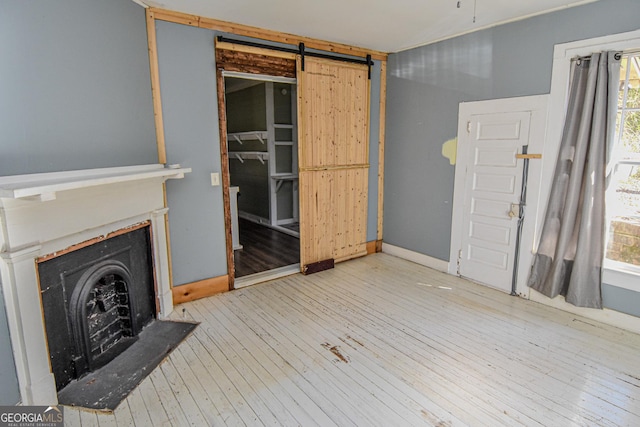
(297, 56, 370, 272)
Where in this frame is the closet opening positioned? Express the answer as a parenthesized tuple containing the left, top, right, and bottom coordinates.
(223, 73, 300, 286)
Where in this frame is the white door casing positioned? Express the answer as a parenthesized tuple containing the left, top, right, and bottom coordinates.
(450, 95, 549, 297)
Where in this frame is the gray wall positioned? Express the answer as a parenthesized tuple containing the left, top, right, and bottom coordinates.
(0, 0, 157, 176)
(230, 159, 270, 219)
(0, 284, 20, 405)
(156, 21, 229, 285)
(602, 285, 640, 318)
(384, 0, 640, 261)
(226, 83, 270, 219)
(226, 83, 267, 133)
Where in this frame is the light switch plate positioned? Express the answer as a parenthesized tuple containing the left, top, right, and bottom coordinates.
(210, 172, 220, 186)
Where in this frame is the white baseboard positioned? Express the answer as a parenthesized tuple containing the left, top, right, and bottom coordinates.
(238, 211, 270, 225)
(381, 243, 449, 273)
(380, 245, 640, 334)
(528, 288, 640, 335)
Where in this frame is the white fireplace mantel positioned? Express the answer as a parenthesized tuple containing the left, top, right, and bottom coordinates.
(0, 164, 190, 405)
(0, 163, 188, 201)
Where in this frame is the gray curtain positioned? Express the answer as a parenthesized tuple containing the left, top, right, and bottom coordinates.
(528, 51, 621, 308)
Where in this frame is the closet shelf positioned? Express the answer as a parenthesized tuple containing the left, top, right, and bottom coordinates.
(230, 151, 269, 164)
(272, 174, 298, 193)
(228, 131, 267, 145)
(271, 173, 298, 180)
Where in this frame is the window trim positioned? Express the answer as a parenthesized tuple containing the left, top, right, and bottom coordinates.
(605, 52, 640, 271)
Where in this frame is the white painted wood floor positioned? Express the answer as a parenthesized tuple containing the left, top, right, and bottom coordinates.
(64, 253, 640, 426)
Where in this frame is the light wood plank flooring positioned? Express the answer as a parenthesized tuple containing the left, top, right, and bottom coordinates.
(64, 253, 640, 426)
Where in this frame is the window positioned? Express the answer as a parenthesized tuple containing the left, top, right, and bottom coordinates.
(605, 53, 640, 270)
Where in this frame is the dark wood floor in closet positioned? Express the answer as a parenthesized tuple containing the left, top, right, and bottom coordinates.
(234, 218, 300, 278)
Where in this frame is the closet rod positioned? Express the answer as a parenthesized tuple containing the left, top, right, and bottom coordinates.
(217, 36, 374, 77)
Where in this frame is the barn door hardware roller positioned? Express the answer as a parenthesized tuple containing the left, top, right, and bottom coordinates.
(216, 36, 375, 78)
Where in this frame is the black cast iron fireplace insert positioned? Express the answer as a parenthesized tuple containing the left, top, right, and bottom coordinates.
(37, 226, 156, 391)
(68, 259, 137, 376)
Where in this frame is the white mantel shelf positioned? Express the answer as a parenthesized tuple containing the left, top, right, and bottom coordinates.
(0, 164, 191, 201)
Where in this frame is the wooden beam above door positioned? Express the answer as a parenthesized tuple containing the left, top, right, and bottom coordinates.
(217, 41, 297, 61)
(216, 46, 296, 78)
(149, 7, 388, 61)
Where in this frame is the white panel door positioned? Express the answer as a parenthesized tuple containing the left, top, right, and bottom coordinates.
(459, 111, 531, 292)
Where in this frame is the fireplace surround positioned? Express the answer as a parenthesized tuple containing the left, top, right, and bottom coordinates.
(0, 164, 190, 404)
(37, 225, 156, 391)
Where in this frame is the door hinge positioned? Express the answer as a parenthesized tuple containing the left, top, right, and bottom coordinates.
(456, 249, 462, 275)
(467, 121, 471, 134)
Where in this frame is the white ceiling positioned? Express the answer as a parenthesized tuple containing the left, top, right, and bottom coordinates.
(139, 0, 598, 53)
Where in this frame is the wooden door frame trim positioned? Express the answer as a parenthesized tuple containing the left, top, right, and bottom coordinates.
(146, 10, 166, 163)
(149, 7, 387, 61)
(146, 10, 175, 288)
(216, 66, 236, 290)
(377, 61, 387, 241)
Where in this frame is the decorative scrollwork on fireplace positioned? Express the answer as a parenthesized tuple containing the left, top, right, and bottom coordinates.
(68, 260, 139, 377)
